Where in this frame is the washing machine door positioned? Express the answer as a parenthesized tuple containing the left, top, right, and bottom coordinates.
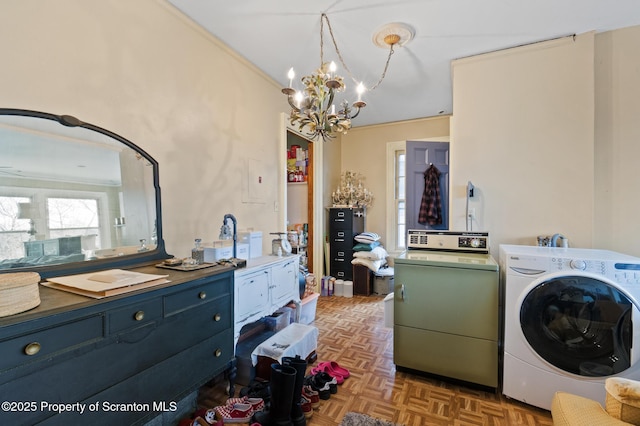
(520, 274, 635, 377)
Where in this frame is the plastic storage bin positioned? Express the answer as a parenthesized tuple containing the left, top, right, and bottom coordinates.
(300, 292, 319, 324)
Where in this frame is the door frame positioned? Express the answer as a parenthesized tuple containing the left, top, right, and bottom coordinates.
(280, 114, 323, 278)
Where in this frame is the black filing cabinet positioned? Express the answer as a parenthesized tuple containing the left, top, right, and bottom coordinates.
(328, 207, 365, 280)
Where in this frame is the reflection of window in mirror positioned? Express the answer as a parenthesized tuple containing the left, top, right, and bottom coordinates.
(0, 196, 31, 259)
(48, 198, 101, 246)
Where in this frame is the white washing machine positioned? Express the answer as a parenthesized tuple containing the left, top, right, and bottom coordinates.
(500, 244, 640, 410)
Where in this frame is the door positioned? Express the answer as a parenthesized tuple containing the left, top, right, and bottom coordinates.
(520, 275, 637, 376)
(405, 141, 449, 231)
(286, 131, 313, 272)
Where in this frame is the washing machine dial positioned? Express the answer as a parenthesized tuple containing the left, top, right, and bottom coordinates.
(570, 259, 587, 270)
(470, 238, 481, 248)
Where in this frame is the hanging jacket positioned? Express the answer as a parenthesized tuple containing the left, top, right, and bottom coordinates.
(418, 164, 442, 225)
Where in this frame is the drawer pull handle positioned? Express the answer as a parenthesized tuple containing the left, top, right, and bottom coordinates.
(213, 313, 221, 322)
(134, 311, 145, 321)
(199, 291, 207, 300)
(214, 349, 222, 357)
(24, 342, 41, 356)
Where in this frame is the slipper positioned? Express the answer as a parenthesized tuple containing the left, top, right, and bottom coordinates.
(310, 362, 346, 384)
(320, 361, 351, 379)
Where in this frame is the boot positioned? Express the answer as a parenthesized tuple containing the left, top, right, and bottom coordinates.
(282, 355, 308, 426)
(252, 363, 296, 426)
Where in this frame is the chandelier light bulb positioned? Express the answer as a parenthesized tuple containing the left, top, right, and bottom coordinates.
(287, 67, 295, 87)
(356, 82, 366, 102)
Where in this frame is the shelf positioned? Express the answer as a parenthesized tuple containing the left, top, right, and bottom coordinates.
(287, 181, 308, 185)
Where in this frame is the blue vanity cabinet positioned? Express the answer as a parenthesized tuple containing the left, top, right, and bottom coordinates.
(0, 264, 234, 426)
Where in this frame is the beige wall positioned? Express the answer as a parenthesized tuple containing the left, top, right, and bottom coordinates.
(340, 117, 450, 246)
(594, 25, 640, 256)
(0, 0, 286, 258)
(451, 33, 595, 254)
(2, 0, 638, 263)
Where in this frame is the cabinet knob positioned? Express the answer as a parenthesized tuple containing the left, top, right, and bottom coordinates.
(214, 349, 222, 357)
(134, 310, 145, 321)
(213, 313, 221, 322)
(199, 291, 207, 300)
(24, 342, 41, 356)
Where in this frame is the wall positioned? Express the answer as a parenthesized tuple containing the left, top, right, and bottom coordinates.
(340, 117, 450, 246)
(451, 33, 595, 254)
(594, 25, 640, 256)
(0, 0, 286, 258)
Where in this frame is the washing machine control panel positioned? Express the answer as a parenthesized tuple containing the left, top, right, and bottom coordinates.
(549, 257, 640, 285)
(551, 257, 604, 272)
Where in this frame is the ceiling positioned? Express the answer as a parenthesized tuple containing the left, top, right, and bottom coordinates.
(167, 0, 640, 127)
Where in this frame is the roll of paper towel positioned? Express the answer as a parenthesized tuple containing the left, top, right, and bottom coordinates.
(343, 280, 353, 298)
(334, 279, 344, 297)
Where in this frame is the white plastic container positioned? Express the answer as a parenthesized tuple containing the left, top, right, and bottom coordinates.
(334, 279, 344, 297)
(300, 292, 319, 324)
(203, 242, 249, 262)
(383, 292, 394, 328)
(343, 280, 353, 298)
(239, 230, 263, 258)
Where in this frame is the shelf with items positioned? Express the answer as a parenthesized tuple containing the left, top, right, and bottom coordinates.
(287, 226, 308, 268)
(287, 144, 309, 183)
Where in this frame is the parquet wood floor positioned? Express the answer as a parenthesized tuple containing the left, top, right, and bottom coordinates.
(198, 295, 553, 425)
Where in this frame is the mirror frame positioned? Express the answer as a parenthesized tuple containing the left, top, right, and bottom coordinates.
(0, 108, 169, 279)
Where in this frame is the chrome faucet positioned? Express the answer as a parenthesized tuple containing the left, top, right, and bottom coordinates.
(550, 233, 567, 248)
(219, 213, 238, 258)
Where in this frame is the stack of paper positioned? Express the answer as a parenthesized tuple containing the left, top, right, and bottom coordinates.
(42, 269, 170, 298)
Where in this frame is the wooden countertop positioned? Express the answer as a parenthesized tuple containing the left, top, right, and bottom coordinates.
(0, 261, 235, 327)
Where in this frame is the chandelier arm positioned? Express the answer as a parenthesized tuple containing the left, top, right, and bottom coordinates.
(350, 106, 361, 119)
(286, 96, 302, 112)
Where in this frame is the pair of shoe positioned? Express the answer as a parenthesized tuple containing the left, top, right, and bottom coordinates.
(310, 361, 350, 384)
(304, 371, 337, 400)
(300, 395, 314, 419)
(239, 378, 271, 404)
(302, 385, 320, 409)
(211, 396, 265, 424)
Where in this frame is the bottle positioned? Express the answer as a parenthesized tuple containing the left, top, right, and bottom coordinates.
(192, 238, 204, 264)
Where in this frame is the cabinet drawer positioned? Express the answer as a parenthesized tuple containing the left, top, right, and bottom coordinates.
(108, 298, 162, 334)
(330, 263, 352, 280)
(0, 315, 103, 372)
(329, 230, 354, 244)
(329, 209, 353, 229)
(164, 277, 229, 316)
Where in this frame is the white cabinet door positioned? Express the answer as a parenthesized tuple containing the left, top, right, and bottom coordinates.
(235, 269, 270, 324)
(270, 257, 298, 309)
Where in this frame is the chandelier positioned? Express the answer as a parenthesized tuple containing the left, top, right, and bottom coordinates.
(331, 171, 373, 208)
(282, 14, 413, 141)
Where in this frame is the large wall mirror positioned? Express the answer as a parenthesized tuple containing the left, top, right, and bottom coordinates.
(0, 109, 168, 278)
